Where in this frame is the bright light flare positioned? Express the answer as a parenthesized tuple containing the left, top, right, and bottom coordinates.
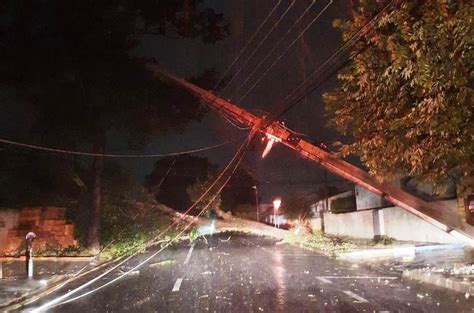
(261, 134, 281, 159)
(273, 198, 281, 210)
(262, 138, 275, 159)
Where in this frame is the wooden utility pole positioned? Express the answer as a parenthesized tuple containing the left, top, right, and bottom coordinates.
(147, 64, 474, 244)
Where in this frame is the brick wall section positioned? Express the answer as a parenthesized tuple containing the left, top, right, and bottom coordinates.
(3, 207, 77, 255)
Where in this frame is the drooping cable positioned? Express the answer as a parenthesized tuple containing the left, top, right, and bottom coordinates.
(155, 157, 177, 190)
(229, 0, 331, 103)
(235, 0, 334, 104)
(263, 0, 401, 127)
(0, 137, 234, 158)
(42, 147, 249, 311)
(31, 134, 253, 311)
(219, 0, 297, 97)
(212, 0, 284, 92)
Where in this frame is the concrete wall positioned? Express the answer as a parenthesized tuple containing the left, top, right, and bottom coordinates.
(323, 210, 375, 239)
(309, 217, 322, 232)
(321, 205, 461, 244)
(0, 210, 20, 254)
(383, 206, 459, 244)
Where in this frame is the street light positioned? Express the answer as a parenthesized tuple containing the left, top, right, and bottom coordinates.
(273, 197, 281, 228)
(252, 186, 259, 222)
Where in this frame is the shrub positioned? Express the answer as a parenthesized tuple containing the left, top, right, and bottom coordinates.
(330, 195, 356, 213)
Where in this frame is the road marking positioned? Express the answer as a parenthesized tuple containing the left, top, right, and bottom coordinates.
(184, 243, 195, 265)
(319, 276, 397, 280)
(172, 278, 183, 292)
(316, 277, 333, 284)
(343, 290, 369, 303)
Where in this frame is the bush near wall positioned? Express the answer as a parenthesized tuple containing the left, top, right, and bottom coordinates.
(331, 196, 356, 214)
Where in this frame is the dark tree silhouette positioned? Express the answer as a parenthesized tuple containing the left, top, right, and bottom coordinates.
(0, 0, 229, 248)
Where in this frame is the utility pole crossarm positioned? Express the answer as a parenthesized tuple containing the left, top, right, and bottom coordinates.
(149, 66, 474, 245)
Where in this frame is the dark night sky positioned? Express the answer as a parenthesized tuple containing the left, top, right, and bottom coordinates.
(128, 0, 356, 202)
(1, 0, 357, 203)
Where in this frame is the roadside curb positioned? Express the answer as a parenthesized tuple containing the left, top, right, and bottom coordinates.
(403, 268, 474, 296)
(337, 246, 415, 260)
(0, 256, 95, 262)
(336, 244, 466, 260)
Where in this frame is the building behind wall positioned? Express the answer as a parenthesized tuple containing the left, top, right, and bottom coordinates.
(310, 190, 355, 215)
(354, 185, 391, 211)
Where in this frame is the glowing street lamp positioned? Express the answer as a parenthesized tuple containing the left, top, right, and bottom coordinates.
(273, 197, 281, 228)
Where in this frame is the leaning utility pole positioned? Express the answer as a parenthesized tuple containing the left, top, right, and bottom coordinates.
(147, 64, 474, 245)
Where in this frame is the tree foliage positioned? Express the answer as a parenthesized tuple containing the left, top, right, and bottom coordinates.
(146, 155, 217, 211)
(186, 171, 221, 216)
(324, 1, 473, 187)
(0, 0, 228, 247)
(281, 195, 314, 220)
(220, 167, 258, 213)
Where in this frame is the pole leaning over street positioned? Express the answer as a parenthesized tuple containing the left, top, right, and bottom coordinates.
(147, 65, 474, 245)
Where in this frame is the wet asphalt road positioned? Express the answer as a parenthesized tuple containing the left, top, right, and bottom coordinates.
(22, 233, 474, 312)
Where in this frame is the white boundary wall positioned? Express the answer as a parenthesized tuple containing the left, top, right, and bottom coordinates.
(320, 205, 461, 244)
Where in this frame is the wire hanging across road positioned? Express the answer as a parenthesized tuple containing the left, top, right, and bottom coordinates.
(0, 137, 237, 158)
(42, 149, 250, 311)
(33, 134, 254, 311)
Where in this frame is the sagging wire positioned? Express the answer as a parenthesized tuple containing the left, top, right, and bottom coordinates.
(219, 0, 297, 98)
(155, 157, 177, 190)
(0, 137, 235, 158)
(235, 0, 334, 105)
(40, 144, 249, 311)
(222, 115, 250, 130)
(30, 134, 253, 311)
(213, 0, 284, 92)
(266, 0, 401, 123)
(227, 0, 321, 101)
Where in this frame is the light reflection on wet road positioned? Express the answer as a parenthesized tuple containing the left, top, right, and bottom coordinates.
(272, 251, 287, 313)
(22, 233, 474, 312)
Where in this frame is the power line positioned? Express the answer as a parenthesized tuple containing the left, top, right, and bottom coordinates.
(33, 134, 254, 310)
(0, 137, 236, 158)
(155, 157, 176, 190)
(213, 0, 284, 92)
(266, 0, 401, 126)
(231, 0, 333, 103)
(48, 148, 249, 310)
(229, 0, 319, 100)
(222, 114, 250, 130)
(219, 0, 297, 97)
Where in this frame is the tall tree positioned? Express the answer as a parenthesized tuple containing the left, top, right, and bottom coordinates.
(324, 1, 473, 191)
(186, 171, 222, 217)
(220, 167, 258, 213)
(0, 0, 228, 248)
(146, 155, 217, 211)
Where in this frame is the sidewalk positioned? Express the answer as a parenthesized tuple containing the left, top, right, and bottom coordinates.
(0, 257, 93, 309)
(338, 243, 474, 296)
